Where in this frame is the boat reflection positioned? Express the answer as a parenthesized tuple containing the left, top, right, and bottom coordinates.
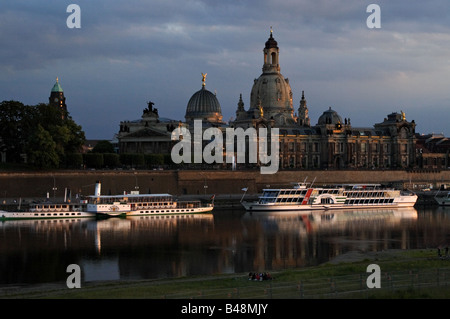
(239, 207, 419, 271)
(0, 213, 216, 284)
(90, 213, 215, 253)
(242, 207, 417, 235)
(0, 207, 443, 286)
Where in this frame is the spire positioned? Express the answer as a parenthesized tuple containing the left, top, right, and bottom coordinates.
(265, 27, 278, 49)
(263, 28, 279, 73)
(51, 77, 63, 92)
(298, 90, 310, 127)
(237, 93, 245, 111)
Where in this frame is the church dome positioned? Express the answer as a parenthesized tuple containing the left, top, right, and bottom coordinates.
(250, 73, 294, 121)
(185, 86, 223, 124)
(318, 107, 343, 125)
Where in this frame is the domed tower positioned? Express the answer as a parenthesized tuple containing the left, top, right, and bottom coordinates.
(185, 73, 224, 127)
(249, 29, 296, 127)
(49, 77, 67, 119)
(318, 107, 343, 126)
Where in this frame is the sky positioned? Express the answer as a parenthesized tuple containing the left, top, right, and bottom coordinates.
(0, 0, 449, 140)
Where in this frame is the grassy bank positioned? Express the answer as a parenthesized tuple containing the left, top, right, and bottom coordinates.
(2, 248, 450, 299)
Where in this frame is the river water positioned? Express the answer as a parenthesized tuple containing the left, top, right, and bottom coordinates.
(0, 205, 449, 286)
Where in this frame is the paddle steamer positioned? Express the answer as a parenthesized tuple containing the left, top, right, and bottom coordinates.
(1, 181, 214, 220)
(84, 181, 214, 217)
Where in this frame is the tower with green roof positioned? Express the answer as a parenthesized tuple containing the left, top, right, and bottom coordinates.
(49, 77, 67, 118)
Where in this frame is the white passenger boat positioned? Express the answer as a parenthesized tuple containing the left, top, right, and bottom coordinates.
(0, 202, 96, 220)
(85, 181, 214, 217)
(241, 182, 418, 212)
(1, 181, 214, 220)
(435, 191, 450, 206)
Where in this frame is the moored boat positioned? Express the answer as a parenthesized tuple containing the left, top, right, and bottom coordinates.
(241, 181, 418, 212)
(435, 191, 450, 206)
(85, 181, 214, 217)
(0, 202, 96, 220)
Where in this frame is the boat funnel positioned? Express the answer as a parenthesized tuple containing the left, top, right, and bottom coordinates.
(95, 181, 101, 197)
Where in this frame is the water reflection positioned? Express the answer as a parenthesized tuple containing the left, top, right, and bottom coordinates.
(0, 207, 449, 285)
(242, 208, 418, 235)
(240, 208, 419, 271)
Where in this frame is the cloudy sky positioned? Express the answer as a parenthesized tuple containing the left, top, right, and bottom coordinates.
(1, 0, 449, 139)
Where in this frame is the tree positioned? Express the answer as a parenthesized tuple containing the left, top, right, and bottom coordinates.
(0, 100, 86, 167)
(84, 153, 104, 169)
(103, 153, 120, 168)
(26, 124, 59, 168)
(0, 100, 28, 162)
(33, 103, 85, 161)
(92, 140, 115, 153)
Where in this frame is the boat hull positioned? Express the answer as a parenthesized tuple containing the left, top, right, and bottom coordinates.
(242, 195, 418, 212)
(0, 210, 96, 220)
(125, 205, 214, 216)
(435, 199, 450, 206)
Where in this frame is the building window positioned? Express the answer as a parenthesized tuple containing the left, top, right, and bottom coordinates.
(313, 143, 319, 152)
(361, 143, 367, 153)
(289, 142, 294, 152)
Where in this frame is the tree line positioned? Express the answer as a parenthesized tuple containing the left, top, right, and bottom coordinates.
(0, 100, 174, 170)
(0, 100, 85, 169)
(79, 148, 172, 170)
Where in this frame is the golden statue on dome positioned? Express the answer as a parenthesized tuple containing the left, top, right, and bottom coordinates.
(201, 73, 207, 87)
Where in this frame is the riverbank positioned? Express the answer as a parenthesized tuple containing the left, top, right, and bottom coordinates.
(0, 169, 448, 200)
(1, 248, 449, 299)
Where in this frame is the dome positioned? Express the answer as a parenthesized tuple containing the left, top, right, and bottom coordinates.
(51, 77, 63, 92)
(265, 32, 278, 49)
(318, 107, 343, 125)
(250, 73, 294, 119)
(185, 86, 223, 124)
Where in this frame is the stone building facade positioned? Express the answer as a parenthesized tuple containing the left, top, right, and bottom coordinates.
(116, 30, 447, 171)
(117, 101, 185, 154)
(230, 30, 417, 170)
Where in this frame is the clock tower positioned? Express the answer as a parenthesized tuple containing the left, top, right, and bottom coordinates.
(49, 77, 67, 119)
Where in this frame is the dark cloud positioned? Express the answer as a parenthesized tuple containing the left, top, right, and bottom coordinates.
(0, 0, 449, 138)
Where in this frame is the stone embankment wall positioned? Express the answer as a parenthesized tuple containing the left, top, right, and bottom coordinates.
(0, 169, 448, 200)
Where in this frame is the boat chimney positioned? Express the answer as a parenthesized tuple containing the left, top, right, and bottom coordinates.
(95, 181, 101, 197)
